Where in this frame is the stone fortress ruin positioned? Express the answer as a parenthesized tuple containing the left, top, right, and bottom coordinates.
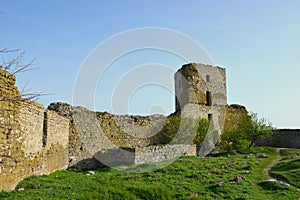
(2, 62, 288, 191)
(174, 63, 227, 155)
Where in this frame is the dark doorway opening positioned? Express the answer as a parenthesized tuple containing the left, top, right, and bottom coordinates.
(206, 91, 212, 106)
(208, 114, 213, 121)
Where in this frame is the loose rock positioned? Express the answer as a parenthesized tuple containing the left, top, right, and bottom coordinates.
(218, 181, 225, 186)
(242, 165, 251, 170)
(234, 176, 243, 183)
(87, 170, 95, 175)
(256, 153, 269, 158)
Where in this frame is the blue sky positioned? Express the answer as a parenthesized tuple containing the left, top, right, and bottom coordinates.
(1, 0, 300, 128)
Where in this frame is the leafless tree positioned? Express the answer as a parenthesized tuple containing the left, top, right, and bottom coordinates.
(1, 48, 49, 101)
(1, 48, 39, 74)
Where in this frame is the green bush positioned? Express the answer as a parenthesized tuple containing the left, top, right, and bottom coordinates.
(219, 112, 275, 152)
(159, 114, 181, 144)
(153, 115, 210, 148)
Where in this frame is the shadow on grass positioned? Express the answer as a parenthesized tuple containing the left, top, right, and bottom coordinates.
(258, 181, 289, 191)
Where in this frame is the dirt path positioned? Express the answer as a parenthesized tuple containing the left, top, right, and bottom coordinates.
(264, 148, 300, 192)
(263, 148, 282, 180)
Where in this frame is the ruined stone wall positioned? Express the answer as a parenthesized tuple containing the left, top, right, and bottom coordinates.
(255, 129, 300, 149)
(93, 145, 196, 166)
(0, 68, 69, 191)
(48, 102, 169, 170)
(0, 63, 231, 190)
(0, 67, 24, 191)
(97, 113, 151, 147)
(134, 144, 196, 164)
(98, 112, 166, 147)
(42, 109, 69, 173)
(48, 103, 108, 170)
(223, 104, 249, 131)
(19, 100, 44, 158)
(17, 100, 69, 176)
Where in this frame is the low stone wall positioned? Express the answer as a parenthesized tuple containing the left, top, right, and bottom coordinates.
(94, 144, 196, 167)
(255, 129, 300, 149)
(95, 147, 136, 167)
(135, 144, 196, 164)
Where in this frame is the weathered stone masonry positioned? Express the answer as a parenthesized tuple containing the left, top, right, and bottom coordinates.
(0, 67, 201, 191)
(0, 64, 216, 191)
(255, 129, 300, 149)
(47, 102, 196, 170)
(175, 63, 227, 156)
(0, 67, 69, 191)
(0, 63, 251, 191)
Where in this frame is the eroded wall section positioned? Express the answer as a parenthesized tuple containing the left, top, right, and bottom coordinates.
(0, 67, 69, 191)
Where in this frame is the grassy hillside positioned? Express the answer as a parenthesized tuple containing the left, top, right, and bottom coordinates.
(0, 148, 299, 200)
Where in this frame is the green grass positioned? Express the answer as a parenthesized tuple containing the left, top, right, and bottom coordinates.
(0, 147, 299, 200)
(279, 148, 300, 157)
(270, 148, 300, 188)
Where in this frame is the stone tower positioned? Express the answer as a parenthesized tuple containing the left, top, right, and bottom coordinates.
(174, 63, 227, 156)
(175, 63, 227, 112)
